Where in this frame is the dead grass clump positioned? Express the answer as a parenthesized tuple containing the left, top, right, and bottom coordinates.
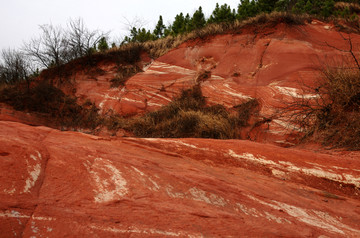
(189, 12, 309, 41)
(335, 2, 360, 14)
(284, 68, 360, 150)
(41, 43, 144, 81)
(241, 12, 310, 28)
(119, 86, 259, 139)
(234, 98, 260, 127)
(110, 65, 142, 87)
(315, 68, 360, 149)
(142, 35, 187, 58)
(0, 81, 102, 130)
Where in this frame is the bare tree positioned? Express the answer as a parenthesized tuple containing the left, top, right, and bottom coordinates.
(66, 18, 108, 58)
(24, 24, 69, 68)
(23, 19, 109, 69)
(0, 48, 31, 86)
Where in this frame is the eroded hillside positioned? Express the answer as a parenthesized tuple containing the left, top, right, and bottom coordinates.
(1, 16, 360, 237)
(2, 19, 356, 145)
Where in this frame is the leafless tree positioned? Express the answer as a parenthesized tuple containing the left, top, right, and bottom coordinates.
(0, 48, 31, 86)
(66, 18, 108, 59)
(24, 24, 69, 68)
(23, 19, 109, 69)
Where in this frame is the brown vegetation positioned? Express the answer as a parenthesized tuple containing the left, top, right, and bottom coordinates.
(107, 86, 260, 139)
(282, 67, 360, 150)
(0, 81, 102, 130)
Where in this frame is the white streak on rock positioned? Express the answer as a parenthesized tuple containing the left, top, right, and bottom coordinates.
(23, 151, 42, 193)
(248, 195, 360, 235)
(150, 61, 195, 75)
(166, 185, 185, 199)
(3, 187, 16, 195)
(132, 166, 145, 176)
(189, 187, 212, 204)
(84, 158, 128, 203)
(274, 86, 319, 99)
(223, 84, 252, 99)
(89, 224, 204, 237)
(228, 150, 360, 188)
(167, 186, 227, 207)
(143, 69, 168, 75)
(148, 177, 160, 191)
(228, 150, 277, 166)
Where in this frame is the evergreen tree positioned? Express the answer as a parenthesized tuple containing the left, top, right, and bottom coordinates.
(124, 27, 154, 43)
(208, 3, 236, 24)
(97, 37, 109, 52)
(237, 0, 259, 20)
(191, 7, 206, 30)
(257, 0, 279, 13)
(321, 0, 335, 18)
(171, 13, 186, 35)
(292, 0, 307, 14)
(153, 15, 166, 39)
(135, 28, 154, 42)
(304, 0, 313, 14)
(274, 0, 290, 12)
(184, 13, 192, 32)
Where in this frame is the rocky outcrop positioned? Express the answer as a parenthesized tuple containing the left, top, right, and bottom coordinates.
(1, 121, 359, 237)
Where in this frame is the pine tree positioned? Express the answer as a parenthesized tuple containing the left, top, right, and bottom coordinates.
(153, 15, 166, 39)
(304, 0, 313, 14)
(97, 37, 109, 52)
(208, 3, 236, 24)
(191, 7, 206, 30)
(257, 0, 278, 13)
(136, 28, 154, 42)
(237, 0, 259, 20)
(292, 0, 306, 14)
(171, 13, 186, 35)
(321, 0, 335, 18)
(274, 0, 290, 12)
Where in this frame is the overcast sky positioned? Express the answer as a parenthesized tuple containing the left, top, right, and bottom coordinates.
(0, 0, 241, 50)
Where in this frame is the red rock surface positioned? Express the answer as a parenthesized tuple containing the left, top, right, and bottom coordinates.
(1, 121, 360, 237)
(1, 20, 360, 237)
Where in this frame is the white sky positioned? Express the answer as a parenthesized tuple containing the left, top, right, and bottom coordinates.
(0, 0, 241, 49)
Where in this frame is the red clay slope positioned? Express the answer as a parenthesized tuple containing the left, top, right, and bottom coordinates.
(1, 121, 360, 237)
(42, 20, 359, 145)
(1, 20, 359, 145)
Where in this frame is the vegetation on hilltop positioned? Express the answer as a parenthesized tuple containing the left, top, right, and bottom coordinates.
(1, 0, 359, 85)
(122, 0, 360, 43)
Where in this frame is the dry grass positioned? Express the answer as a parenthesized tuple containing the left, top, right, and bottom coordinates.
(0, 81, 103, 130)
(282, 67, 360, 150)
(103, 12, 312, 62)
(335, 2, 360, 13)
(110, 65, 142, 87)
(107, 86, 260, 139)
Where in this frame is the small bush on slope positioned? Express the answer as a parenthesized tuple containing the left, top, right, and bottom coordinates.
(315, 68, 360, 149)
(0, 81, 102, 130)
(283, 67, 360, 150)
(108, 86, 260, 139)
